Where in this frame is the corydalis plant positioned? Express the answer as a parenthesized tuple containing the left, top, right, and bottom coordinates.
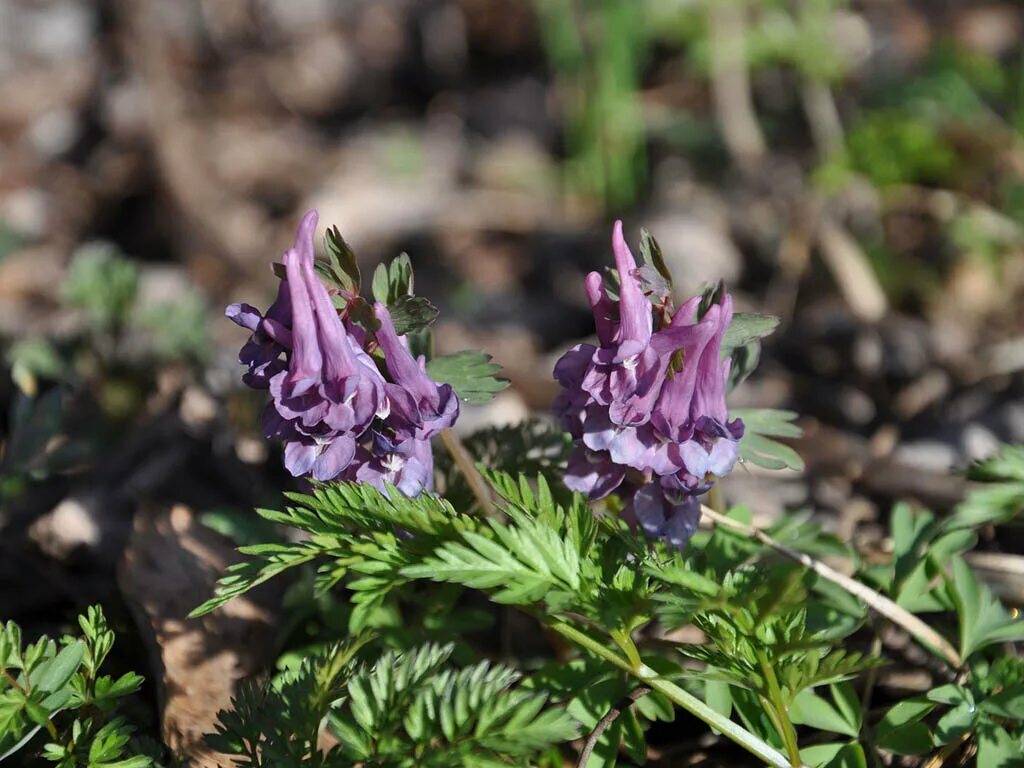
(200, 211, 1024, 768)
(227, 211, 460, 496)
(554, 222, 744, 547)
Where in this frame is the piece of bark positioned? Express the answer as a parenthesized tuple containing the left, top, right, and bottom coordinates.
(119, 504, 279, 766)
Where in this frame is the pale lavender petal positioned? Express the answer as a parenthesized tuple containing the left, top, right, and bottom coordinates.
(283, 440, 317, 477)
(705, 436, 740, 477)
(374, 303, 440, 406)
(311, 435, 356, 481)
(612, 220, 651, 345)
(283, 247, 322, 396)
(226, 303, 263, 332)
(584, 271, 616, 346)
(564, 448, 625, 499)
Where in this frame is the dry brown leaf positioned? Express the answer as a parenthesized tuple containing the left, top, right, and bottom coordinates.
(119, 504, 279, 767)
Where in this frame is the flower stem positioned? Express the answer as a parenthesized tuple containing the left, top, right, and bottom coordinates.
(548, 619, 802, 768)
(439, 429, 501, 520)
(756, 650, 802, 768)
(2, 669, 26, 695)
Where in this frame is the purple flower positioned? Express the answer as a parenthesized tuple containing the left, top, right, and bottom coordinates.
(629, 484, 702, 549)
(552, 221, 745, 548)
(267, 211, 384, 438)
(373, 303, 459, 440)
(578, 222, 666, 428)
(228, 210, 385, 482)
(226, 281, 292, 389)
(228, 210, 459, 496)
(564, 447, 625, 500)
(344, 432, 435, 498)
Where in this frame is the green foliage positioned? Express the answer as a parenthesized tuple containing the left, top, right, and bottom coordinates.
(875, 674, 1024, 761)
(372, 253, 414, 307)
(189, 429, 1024, 768)
(436, 420, 572, 511)
(721, 314, 781, 358)
(332, 644, 577, 766)
(208, 640, 576, 768)
(723, 313, 779, 391)
(189, 481, 484, 624)
(5, 338, 64, 397)
(1, 390, 66, 484)
(638, 228, 673, 287)
(0, 607, 149, 766)
(319, 225, 362, 295)
(534, 0, 648, 210)
(62, 244, 139, 333)
(425, 351, 509, 405)
(961, 446, 1024, 528)
(365, 251, 436, 334)
(732, 408, 804, 472)
(842, 110, 956, 188)
(136, 291, 211, 364)
(667, 566, 875, 705)
(206, 638, 365, 767)
(862, 447, 1024, 623)
(947, 556, 1024, 660)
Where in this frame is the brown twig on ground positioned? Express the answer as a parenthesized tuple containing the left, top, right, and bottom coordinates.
(800, 78, 844, 161)
(575, 685, 652, 768)
(708, 1, 766, 172)
(699, 505, 963, 668)
(816, 217, 888, 323)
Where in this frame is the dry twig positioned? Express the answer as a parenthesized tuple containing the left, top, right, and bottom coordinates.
(440, 429, 501, 520)
(699, 505, 963, 668)
(575, 686, 652, 768)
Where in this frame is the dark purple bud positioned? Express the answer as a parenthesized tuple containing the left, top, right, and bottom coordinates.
(584, 272, 616, 346)
(630, 484, 702, 549)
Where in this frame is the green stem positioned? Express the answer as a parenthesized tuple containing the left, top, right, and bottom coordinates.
(707, 483, 727, 515)
(548, 619, 802, 768)
(756, 650, 802, 768)
(2, 669, 26, 695)
(610, 629, 642, 671)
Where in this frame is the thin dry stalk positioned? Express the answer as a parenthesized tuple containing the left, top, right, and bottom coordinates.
(708, 1, 766, 171)
(439, 429, 501, 520)
(699, 505, 963, 668)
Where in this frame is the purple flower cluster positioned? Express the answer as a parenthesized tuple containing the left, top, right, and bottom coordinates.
(227, 210, 458, 496)
(553, 222, 744, 547)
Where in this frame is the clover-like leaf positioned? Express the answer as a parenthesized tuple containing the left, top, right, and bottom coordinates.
(426, 351, 509, 405)
(721, 313, 780, 356)
(372, 253, 414, 306)
(732, 408, 804, 472)
(387, 295, 439, 336)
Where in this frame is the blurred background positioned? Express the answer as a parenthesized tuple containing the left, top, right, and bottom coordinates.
(2, 0, 1024, 753)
